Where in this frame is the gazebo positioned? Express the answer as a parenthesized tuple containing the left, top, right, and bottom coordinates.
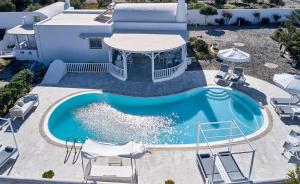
(104, 33, 188, 82)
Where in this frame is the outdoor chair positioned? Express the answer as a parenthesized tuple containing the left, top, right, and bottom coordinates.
(9, 94, 39, 120)
(229, 67, 246, 87)
(275, 106, 300, 120)
(215, 64, 229, 79)
(270, 95, 300, 107)
(289, 155, 300, 165)
(0, 146, 17, 168)
(282, 141, 300, 156)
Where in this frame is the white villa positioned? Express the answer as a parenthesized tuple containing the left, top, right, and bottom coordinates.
(5, 0, 190, 82)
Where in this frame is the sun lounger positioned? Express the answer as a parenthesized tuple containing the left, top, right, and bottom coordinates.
(270, 95, 300, 107)
(218, 151, 248, 182)
(215, 64, 229, 79)
(289, 155, 300, 165)
(0, 146, 17, 168)
(282, 141, 300, 155)
(9, 94, 39, 120)
(196, 153, 224, 183)
(275, 106, 300, 119)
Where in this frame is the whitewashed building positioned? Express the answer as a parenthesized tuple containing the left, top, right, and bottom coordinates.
(6, 0, 189, 82)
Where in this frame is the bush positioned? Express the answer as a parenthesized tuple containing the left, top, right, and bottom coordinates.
(42, 170, 54, 179)
(273, 14, 281, 23)
(0, 69, 33, 116)
(165, 180, 175, 184)
(235, 17, 252, 26)
(189, 37, 217, 60)
(0, 0, 16, 12)
(187, 2, 206, 9)
(25, 3, 43, 11)
(241, 0, 257, 4)
(252, 12, 260, 24)
(259, 17, 270, 25)
(214, 0, 227, 8)
(11, 0, 32, 12)
(269, 0, 284, 6)
(222, 11, 232, 25)
(215, 18, 225, 25)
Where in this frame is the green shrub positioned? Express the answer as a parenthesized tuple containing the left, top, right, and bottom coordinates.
(42, 170, 54, 179)
(259, 17, 270, 25)
(235, 17, 252, 26)
(273, 14, 281, 23)
(241, 0, 257, 4)
(215, 18, 225, 25)
(287, 166, 300, 184)
(269, 0, 284, 6)
(187, 2, 206, 9)
(0, 69, 33, 116)
(165, 180, 175, 184)
(222, 11, 232, 25)
(0, 0, 16, 12)
(214, 0, 227, 8)
(252, 12, 260, 24)
(190, 37, 217, 60)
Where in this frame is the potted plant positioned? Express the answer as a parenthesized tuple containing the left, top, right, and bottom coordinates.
(165, 179, 175, 184)
(42, 170, 55, 179)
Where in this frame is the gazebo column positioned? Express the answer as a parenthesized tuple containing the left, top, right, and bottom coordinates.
(108, 47, 112, 63)
(181, 44, 187, 65)
(122, 51, 127, 80)
(151, 52, 154, 81)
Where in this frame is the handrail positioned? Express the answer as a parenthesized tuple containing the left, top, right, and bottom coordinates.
(154, 61, 186, 80)
(109, 64, 125, 80)
(73, 137, 84, 164)
(64, 136, 76, 164)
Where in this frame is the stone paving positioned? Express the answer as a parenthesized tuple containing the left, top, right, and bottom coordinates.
(0, 69, 299, 184)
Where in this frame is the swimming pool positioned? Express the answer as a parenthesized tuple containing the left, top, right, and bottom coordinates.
(44, 87, 267, 146)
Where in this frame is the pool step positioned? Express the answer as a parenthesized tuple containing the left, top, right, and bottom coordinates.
(205, 89, 230, 100)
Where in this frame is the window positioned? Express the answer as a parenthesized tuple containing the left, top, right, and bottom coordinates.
(89, 38, 102, 49)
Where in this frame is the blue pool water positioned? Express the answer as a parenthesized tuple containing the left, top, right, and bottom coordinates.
(47, 87, 264, 145)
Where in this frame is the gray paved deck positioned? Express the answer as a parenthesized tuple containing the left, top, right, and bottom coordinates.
(0, 70, 298, 184)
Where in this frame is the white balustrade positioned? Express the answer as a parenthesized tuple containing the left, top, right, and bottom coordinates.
(109, 64, 125, 80)
(154, 62, 186, 82)
(66, 63, 110, 73)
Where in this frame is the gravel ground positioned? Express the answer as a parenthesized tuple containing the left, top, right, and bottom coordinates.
(189, 25, 300, 83)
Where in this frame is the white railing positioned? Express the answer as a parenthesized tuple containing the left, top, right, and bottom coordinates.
(154, 62, 186, 82)
(0, 51, 15, 58)
(66, 63, 110, 73)
(109, 64, 125, 81)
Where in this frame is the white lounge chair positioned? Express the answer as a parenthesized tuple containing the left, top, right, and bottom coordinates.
(282, 141, 300, 156)
(9, 94, 39, 120)
(0, 146, 18, 169)
(270, 95, 300, 107)
(276, 106, 300, 120)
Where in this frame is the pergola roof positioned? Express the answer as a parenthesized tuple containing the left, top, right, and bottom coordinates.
(7, 25, 34, 35)
(104, 33, 186, 53)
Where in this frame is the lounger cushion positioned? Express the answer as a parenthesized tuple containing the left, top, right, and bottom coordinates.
(216, 71, 226, 78)
(218, 151, 246, 181)
(271, 96, 299, 106)
(197, 154, 223, 182)
(17, 101, 24, 107)
(0, 146, 17, 166)
(276, 106, 295, 115)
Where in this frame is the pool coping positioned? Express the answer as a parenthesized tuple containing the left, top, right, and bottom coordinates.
(40, 86, 272, 149)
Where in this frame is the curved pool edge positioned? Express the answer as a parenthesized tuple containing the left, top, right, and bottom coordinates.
(40, 87, 271, 149)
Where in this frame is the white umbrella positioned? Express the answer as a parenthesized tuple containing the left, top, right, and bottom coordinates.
(217, 48, 250, 63)
(273, 73, 300, 94)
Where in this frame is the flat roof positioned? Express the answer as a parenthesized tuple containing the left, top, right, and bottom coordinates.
(104, 33, 186, 53)
(40, 13, 112, 26)
(7, 25, 34, 35)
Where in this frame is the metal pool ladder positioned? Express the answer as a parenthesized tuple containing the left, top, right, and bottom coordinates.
(64, 136, 84, 164)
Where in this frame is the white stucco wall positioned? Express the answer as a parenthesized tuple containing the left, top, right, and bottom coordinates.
(187, 8, 295, 25)
(34, 24, 112, 65)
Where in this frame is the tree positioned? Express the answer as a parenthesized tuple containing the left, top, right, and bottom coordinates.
(25, 3, 42, 11)
(273, 14, 281, 24)
(199, 5, 218, 25)
(0, 0, 16, 12)
(11, 0, 32, 11)
(288, 10, 300, 25)
(214, 0, 227, 8)
(70, 0, 84, 9)
(252, 12, 260, 24)
(287, 166, 300, 184)
(39, 0, 56, 6)
(97, 0, 110, 8)
(222, 11, 232, 25)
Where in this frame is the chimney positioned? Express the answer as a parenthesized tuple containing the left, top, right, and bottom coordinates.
(176, 0, 187, 23)
(65, 0, 71, 9)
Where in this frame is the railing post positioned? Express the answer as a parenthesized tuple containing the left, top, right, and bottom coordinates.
(151, 52, 154, 81)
